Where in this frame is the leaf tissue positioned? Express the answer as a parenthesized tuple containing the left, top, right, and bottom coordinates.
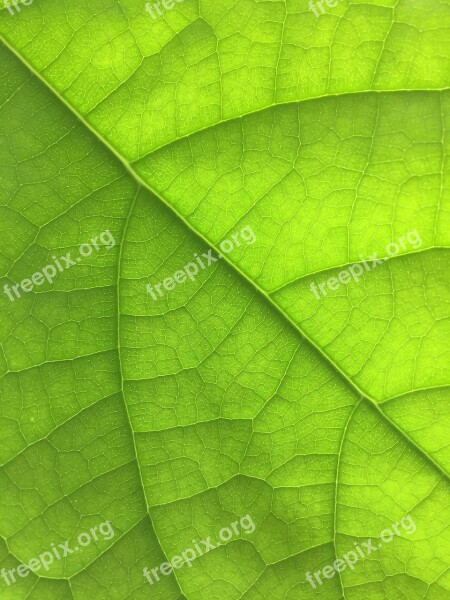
(0, 1, 449, 598)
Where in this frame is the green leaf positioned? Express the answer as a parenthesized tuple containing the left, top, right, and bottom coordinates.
(0, 1, 449, 599)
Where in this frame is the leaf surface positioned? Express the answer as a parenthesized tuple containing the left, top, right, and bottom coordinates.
(0, 1, 449, 599)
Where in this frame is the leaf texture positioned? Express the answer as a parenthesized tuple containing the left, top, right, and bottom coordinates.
(0, 1, 449, 599)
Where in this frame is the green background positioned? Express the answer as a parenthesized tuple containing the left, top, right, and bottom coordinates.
(0, 0, 449, 598)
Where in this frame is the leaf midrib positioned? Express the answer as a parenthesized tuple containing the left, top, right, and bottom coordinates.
(2, 37, 448, 485)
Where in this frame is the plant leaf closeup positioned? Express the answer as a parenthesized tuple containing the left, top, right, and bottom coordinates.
(0, 0, 449, 599)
